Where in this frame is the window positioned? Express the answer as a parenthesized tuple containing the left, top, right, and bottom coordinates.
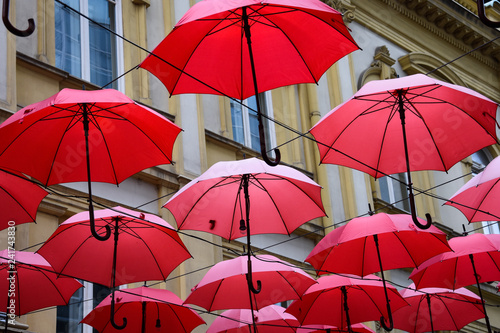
(55, 0, 122, 88)
(57, 282, 110, 333)
(378, 173, 410, 212)
(230, 92, 276, 152)
(472, 150, 500, 234)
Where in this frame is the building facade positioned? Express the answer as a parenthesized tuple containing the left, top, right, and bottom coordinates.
(0, 0, 499, 332)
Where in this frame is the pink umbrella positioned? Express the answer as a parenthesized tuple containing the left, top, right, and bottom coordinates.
(296, 323, 375, 333)
(207, 305, 298, 333)
(37, 206, 191, 330)
(286, 274, 408, 333)
(309, 74, 498, 229)
(0, 250, 82, 331)
(139, 0, 359, 164)
(409, 233, 500, 333)
(184, 254, 316, 312)
(0, 88, 181, 240)
(445, 154, 500, 222)
(81, 286, 205, 333)
(0, 168, 48, 229)
(392, 283, 484, 333)
(164, 157, 325, 294)
(305, 213, 451, 330)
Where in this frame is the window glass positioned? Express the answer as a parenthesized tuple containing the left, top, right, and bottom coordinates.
(55, 0, 117, 88)
(55, 0, 81, 78)
(379, 173, 409, 212)
(56, 287, 83, 333)
(230, 94, 271, 152)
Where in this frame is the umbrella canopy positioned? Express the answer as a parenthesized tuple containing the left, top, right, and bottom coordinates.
(0, 169, 48, 229)
(207, 305, 299, 333)
(305, 213, 451, 276)
(286, 274, 408, 330)
(81, 286, 205, 333)
(184, 254, 316, 312)
(0, 88, 182, 239)
(392, 283, 484, 333)
(37, 206, 191, 287)
(0, 88, 181, 186)
(309, 74, 497, 178)
(445, 154, 500, 222)
(409, 233, 500, 333)
(140, 0, 358, 164)
(309, 74, 498, 229)
(139, 0, 358, 101)
(296, 323, 375, 333)
(164, 157, 325, 240)
(0, 250, 82, 316)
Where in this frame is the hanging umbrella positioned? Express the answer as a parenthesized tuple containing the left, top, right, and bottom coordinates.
(183, 254, 316, 313)
(392, 283, 484, 333)
(0, 88, 181, 240)
(164, 157, 325, 296)
(309, 74, 498, 229)
(0, 168, 48, 229)
(37, 206, 191, 330)
(296, 323, 375, 333)
(207, 305, 299, 333)
(286, 274, 408, 333)
(81, 286, 205, 333)
(0, 250, 82, 331)
(140, 0, 359, 164)
(305, 212, 451, 331)
(445, 154, 500, 222)
(409, 233, 500, 333)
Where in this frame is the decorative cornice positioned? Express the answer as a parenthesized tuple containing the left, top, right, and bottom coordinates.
(323, 0, 356, 22)
(350, 0, 500, 70)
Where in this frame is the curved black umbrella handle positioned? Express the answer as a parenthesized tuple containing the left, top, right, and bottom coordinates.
(246, 266, 262, 294)
(380, 312, 394, 332)
(408, 191, 432, 230)
(477, 0, 500, 28)
(110, 292, 127, 330)
(2, 0, 35, 37)
(88, 194, 112, 241)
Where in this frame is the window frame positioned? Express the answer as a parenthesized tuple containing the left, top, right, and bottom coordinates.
(55, 0, 125, 91)
(230, 91, 276, 152)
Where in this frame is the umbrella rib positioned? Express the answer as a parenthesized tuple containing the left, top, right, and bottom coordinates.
(373, 101, 399, 178)
(467, 179, 500, 222)
(174, 177, 229, 231)
(33, 265, 75, 307)
(437, 294, 462, 331)
(1, 186, 37, 221)
(276, 271, 303, 300)
(392, 233, 419, 268)
(165, 303, 189, 333)
(249, 174, 323, 235)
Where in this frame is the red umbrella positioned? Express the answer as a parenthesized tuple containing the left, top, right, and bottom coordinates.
(37, 206, 191, 329)
(81, 286, 205, 333)
(0, 250, 82, 329)
(140, 0, 359, 164)
(392, 283, 484, 333)
(296, 323, 374, 333)
(305, 212, 451, 330)
(445, 154, 500, 222)
(409, 233, 500, 333)
(207, 305, 299, 333)
(164, 157, 325, 296)
(0, 168, 48, 229)
(0, 88, 181, 239)
(286, 274, 408, 333)
(309, 74, 498, 229)
(184, 254, 316, 312)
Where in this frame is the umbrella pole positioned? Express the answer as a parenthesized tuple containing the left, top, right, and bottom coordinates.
(469, 254, 492, 333)
(110, 216, 127, 330)
(242, 6, 280, 167)
(373, 234, 394, 332)
(240, 174, 260, 333)
(141, 301, 146, 333)
(340, 286, 353, 333)
(395, 90, 432, 230)
(81, 104, 111, 241)
(425, 293, 435, 333)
